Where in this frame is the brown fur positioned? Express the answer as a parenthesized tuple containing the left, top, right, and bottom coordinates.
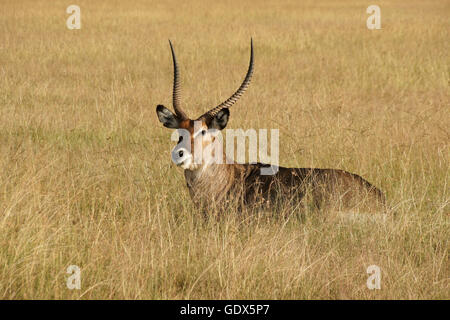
(184, 159, 386, 215)
(171, 118, 387, 215)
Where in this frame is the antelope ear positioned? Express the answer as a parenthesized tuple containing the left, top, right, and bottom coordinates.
(208, 108, 230, 130)
(156, 105, 180, 129)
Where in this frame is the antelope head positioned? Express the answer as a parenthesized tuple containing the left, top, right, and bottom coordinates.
(156, 40, 254, 171)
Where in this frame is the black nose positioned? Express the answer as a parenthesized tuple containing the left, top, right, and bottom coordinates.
(178, 150, 184, 157)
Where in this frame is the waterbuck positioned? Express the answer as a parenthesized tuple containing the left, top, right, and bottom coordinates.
(156, 40, 385, 215)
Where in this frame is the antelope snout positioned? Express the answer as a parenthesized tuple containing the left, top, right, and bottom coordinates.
(171, 146, 191, 167)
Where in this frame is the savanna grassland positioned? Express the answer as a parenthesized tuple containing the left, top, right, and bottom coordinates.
(0, 0, 448, 299)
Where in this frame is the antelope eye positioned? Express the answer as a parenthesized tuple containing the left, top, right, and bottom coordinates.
(201, 130, 206, 136)
(178, 136, 183, 143)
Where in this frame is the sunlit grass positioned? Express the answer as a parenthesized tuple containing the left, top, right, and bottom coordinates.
(0, 0, 448, 299)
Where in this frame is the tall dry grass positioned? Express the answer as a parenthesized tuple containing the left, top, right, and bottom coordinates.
(0, 0, 448, 299)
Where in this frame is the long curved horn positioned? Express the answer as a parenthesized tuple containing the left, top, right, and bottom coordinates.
(198, 39, 254, 120)
(169, 40, 188, 119)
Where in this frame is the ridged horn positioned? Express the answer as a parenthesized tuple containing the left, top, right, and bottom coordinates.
(169, 40, 188, 120)
(198, 38, 254, 120)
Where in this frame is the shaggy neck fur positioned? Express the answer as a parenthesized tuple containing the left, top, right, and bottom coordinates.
(184, 153, 242, 210)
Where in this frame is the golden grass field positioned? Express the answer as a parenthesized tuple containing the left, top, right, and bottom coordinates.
(0, 0, 448, 299)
